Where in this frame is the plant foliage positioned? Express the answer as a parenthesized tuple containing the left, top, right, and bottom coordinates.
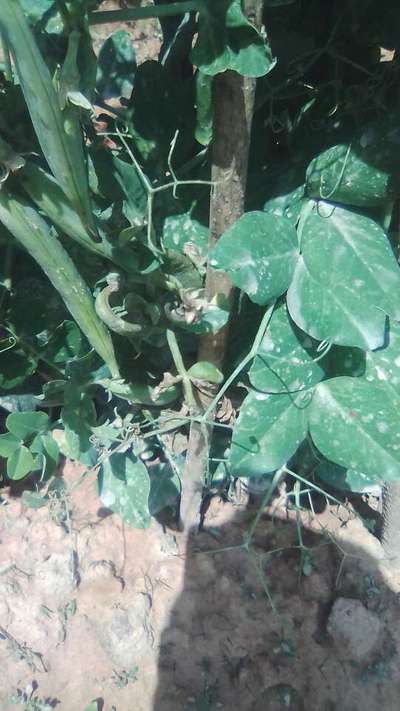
(1, 0, 400, 526)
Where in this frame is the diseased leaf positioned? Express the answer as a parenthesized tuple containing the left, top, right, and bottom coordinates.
(310, 377, 400, 482)
(307, 121, 400, 207)
(210, 211, 299, 305)
(230, 389, 310, 477)
(162, 213, 209, 261)
(98, 452, 151, 528)
(316, 460, 381, 494)
(249, 303, 324, 393)
(287, 202, 400, 349)
(364, 320, 400, 399)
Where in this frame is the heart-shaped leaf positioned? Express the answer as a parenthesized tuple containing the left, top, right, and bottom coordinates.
(229, 389, 310, 477)
(249, 302, 324, 393)
(6, 411, 49, 441)
(287, 202, 400, 349)
(191, 0, 276, 77)
(98, 453, 151, 528)
(316, 459, 381, 493)
(7, 444, 36, 480)
(0, 432, 20, 457)
(310, 377, 400, 482)
(210, 211, 299, 305)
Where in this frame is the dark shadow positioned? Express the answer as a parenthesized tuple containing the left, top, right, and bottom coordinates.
(151, 495, 400, 711)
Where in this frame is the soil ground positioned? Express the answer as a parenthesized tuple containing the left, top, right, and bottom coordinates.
(1, 461, 400, 711)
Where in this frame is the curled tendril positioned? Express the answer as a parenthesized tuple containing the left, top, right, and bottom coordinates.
(95, 277, 143, 337)
(0, 335, 16, 354)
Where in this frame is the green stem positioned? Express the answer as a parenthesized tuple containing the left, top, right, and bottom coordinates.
(202, 302, 275, 421)
(88, 1, 200, 25)
(244, 467, 285, 547)
(0, 30, 13, 83)
(166, 329, 195, 410)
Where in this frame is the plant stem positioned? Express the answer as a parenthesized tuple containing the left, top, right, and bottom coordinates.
(202, 303, 275, 421)
(166, 329, 195, 410)
(88, 1, 200, 25)
(0, 30, 13, 83)
(178, 0, 263, 533)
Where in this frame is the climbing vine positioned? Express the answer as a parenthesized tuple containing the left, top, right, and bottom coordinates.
(0, 0, 400, 535)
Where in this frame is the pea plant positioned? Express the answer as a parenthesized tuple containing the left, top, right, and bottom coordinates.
(1, 0, 400, 548)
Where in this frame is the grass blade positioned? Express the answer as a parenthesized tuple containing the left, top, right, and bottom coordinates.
(0, 189, 119, 378)
(0, 1, 95, 234)
(20, 162, 140, 273)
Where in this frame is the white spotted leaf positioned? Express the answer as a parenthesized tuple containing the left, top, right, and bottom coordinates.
(210, 211, 299, 305)
(316, 460, 381, 494)
(364, 321, 400, 400)
(249, 302, 324, 393)
(287, 202, 400, 349)
(98, 453, 151, 528)
(310, 377, 400, 482)
(229, 389, 310, 477)
(306, 143, 394, 207)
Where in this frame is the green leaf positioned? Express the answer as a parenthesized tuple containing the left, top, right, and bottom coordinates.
(263, 184, 305, 226)
(162, 213, 209, 262)
(0, 2, 95, 231)
(0, 191, 119, 377)
(97, 378, 180, 406)
(249, 303, 324, 393)
(96, 30, 136, 100)
(0, 348, 37, 390)
(191, 0, 276, 77)
(42, 320, 86, 364)
(7, 444, 36, 480)
(309, 377, 400, 482)
(210, 211, 299, 305)
(306, 138, 398, 207)
(195, 70, 213, 145)
(365, 320, 400, 399)
(21, 490, 48, 509)
(0, 433, 20, 457)
(148, 461, 181, 515)
(287, 202, 400, 349)
(21, 163, 140, 272)
(316, 460, 381, 494)
(187, 361, 224, 384)
(30, 433, 59, 479)
(6, 411, 49, 441)
(62, 390, 96, 462)
(0, 394, 38, 413)
(98, 453, 151, 528)
(20, 0, 55, 26)
(229, 389, 310, 477)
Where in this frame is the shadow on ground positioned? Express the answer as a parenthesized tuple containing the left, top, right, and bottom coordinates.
(151, 497, 400, 711)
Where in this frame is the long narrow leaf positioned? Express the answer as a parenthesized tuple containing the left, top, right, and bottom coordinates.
(0, 189, 119, 378)
(0, 1, 95, 233)
(20, 162, 140, 273)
